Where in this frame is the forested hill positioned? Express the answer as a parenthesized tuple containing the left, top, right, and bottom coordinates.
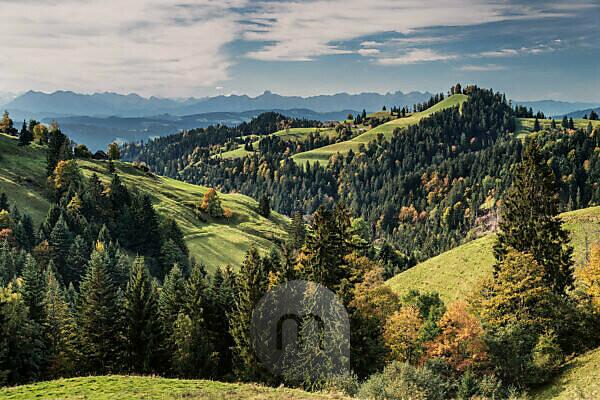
(122, 85, 600, 265)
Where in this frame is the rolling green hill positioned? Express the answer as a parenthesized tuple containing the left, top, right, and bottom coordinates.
(387, 206, 600, 302)
(0, 133, 288, 271)
(533, 347, 600, 400)
(218, 127, 337, 159)
(292, 94, 469, 166)
(0, 376, 347, 400)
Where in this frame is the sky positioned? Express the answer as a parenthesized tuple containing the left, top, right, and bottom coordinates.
(0, 0, 598, 102)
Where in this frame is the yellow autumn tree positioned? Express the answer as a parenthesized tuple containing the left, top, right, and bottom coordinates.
(199, 188, 224, 218)
(383, 305, 423, 364)
(426, 301, 487, 373)
(576, 243, 600, 309)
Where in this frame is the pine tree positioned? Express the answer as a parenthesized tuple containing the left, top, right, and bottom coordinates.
(65, 235, 89, 286)
(44, 268, 79, 378)
(124, 256, 159, 373)
(18, 121, 33, 146)
(258, 194, 271, 218)
(0, 192, 8, 212)
(288, 211, 306, 250)
(533, 117, 541, 132)
(78, 248, 124, 373)
(49, 215, 73, 280)
(158, 264, 186, 370)
(494, 140, 574, 295)
(20, 254, 47, 326)
(229, 247, 269, 378)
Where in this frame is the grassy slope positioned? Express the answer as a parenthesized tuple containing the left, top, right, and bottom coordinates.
(292, 94, 469, 166)
(0, 376, 346, 400)
(387, 206, 600, 302)
(515, 118, 600, 137)
(533, 347, 600, 400)
(218, 127, 337, 159)
(0, 134, 288, 271)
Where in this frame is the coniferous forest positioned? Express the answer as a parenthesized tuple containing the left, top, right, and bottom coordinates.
(1, 85, 600, 399)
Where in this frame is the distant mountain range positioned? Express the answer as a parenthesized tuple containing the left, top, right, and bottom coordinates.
(42, 109, 360, 151)
(562, 107, 600, 119)
(2, 90, 433, 120)
(513, 100, 600, 117)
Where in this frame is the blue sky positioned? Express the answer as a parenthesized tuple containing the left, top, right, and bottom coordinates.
(0, 0, 598, 101)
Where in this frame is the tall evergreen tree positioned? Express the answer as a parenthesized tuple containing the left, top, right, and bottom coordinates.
(494, 141, 574, 295)
(158, 264, 186, 371)
(49, 215, 73, 280)
(229, 247, 269, 379)
(65, 235, 89, 286)
(258, 194, 271, 217)
(44, 268, 79, 378)
(124, 257, 159, 373)
(78, 248, 124, 373)
(17, 121, 33, 146)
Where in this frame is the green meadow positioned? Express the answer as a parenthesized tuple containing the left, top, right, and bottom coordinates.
(386, 206, 600, 302)
(0, 133, 288, 271)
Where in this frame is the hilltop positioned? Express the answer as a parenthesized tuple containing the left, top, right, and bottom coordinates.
(0, 376, 347, 400)
(0, 133, 288, 271)
(387, 206, 600, 302)
(291, 94, 469, 166)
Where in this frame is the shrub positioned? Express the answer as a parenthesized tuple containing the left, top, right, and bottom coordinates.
(358, 361, 449, 400)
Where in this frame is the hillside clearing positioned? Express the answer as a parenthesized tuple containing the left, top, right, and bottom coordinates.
(533, 347, 600, 400)
(387, 206, 600, 302)
(0, 133, 288, 271)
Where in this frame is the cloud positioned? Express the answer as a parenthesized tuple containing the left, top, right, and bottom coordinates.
(376, 49, 457, 65)
(0, 0, 246, 97)
(358, 48, 381, 56)
(457, 64, 506, 72)
(242, 0, 516, 61)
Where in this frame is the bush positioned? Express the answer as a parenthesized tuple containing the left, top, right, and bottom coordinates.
(358, 361, 448, 400)
(320, 370, 360, 396)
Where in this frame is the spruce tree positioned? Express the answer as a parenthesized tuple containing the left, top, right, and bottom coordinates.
(78, 248, 124, 373)
(258, 194, 271, 217)
(20, 254, 47, 326)
(0, 192, 8, 212)
(229, 247, 268, 378)
(65, 235, 89, 286)
(158, 264, 185, 370)
(124, 256, 159, 373)
(494, 140, 574, 295)
(44, 268, 79, 378)
(18, 121, 33, 146)
(288, 211, 306, 250)
(49, 215, 73, 280)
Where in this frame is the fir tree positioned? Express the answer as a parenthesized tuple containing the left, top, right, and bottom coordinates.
(49, 215, 73, 280)
(258, 194, 271, 217)
(229, 247, 269, 379)
(124, 256, 159, 373)
(20, 254, 47, 326)
(288, 211, 306, 250)
(65, 235, 89, 286)
(78, 248, 124, 373)
(158, 264, 186, 370)
(494, 141, 574, 295)
(0, 192, 8, 212)
(17, 121, 33, 146)
(44, 268, 79, 378)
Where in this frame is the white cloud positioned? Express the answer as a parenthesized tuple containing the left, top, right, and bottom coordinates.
(457, 64, 506, 72)
(0, 0, 246, 97)
(358, 48, 381, 56)
(376, 49, 456, 65)
(242, 0, 514, 62)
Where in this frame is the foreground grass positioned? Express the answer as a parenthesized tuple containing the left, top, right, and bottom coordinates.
(292, 94, 468, 166)
(0, 376, 347, 400)
(387, 206, 600, 302)
(0, 134, 288, 272)
(533, 347, 600, 400)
